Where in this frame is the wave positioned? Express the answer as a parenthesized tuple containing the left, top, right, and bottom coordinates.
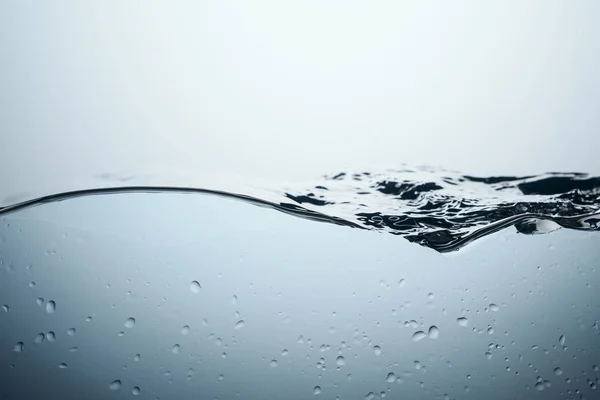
(1, 168, 598, 252)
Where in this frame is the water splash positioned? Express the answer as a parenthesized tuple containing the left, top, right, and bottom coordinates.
(0, 167, 598, 252)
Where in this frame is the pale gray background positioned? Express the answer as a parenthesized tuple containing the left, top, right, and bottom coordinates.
(1, 1, 600, 205)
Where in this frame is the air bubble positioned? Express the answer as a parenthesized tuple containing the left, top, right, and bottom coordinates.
(47, 331, 56, 342)
(58, 363, 67, 369)
(45, 300, 56, 314)
(336, 356, 346, 366)
(109, 380, 121, 390)
(373, 345, 382, 356)
(457, 317, 468, 327)
(270, 359, 278, 367)
(313, 386, 322, 395)
(171, 344, 180, 354)
(132, 386, 141, 395)
(67, 328, 76, 336)
(234, 320, 245, 329)
(189, 281, 201, 293)
(124, 318, 136, 328)
(489, 303, 499, 312)
(386, 373, 396, 383)
(554, 367, 563, 376)
(181, 325, 190, 335)
(34, 333, 45, 344)
(412, 331, 427, 342)
(428, 326, 439, 339)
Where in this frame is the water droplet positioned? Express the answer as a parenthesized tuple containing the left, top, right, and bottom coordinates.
(45, 300, 56, 314)
(487, 326, 494, 334)
(36, 298, 44, 306)
(313, 386, 322, 395)
(67, 328, 76, 336)
(132, 386, 140, 395)
(593, 365, 599, 372)
(234, 320, 245, 329)
(412, 331, 427, 342)
(414, 361, 422, 370)
(171, 344, 180, 354)
(386, 372, 397, 383)
(373, 345, 382, 356)
(489, 303, 499, 312)
(85, 316, 92, 322)
(270, 359, 278, 367)
(428, 326, 439, 339)
(297, 335, 304, 344)
(124, 317, 136, 328)
(109, 380, 121, 390)
(58, 363, 67, 369)
(336, 356, 346, 366)
(457, 317, 468, 327)
(34, 333, 45, 344)
(281, 349, 289, 356)
(232, 295, 238, 305)
(69, 347, 78, 352)
(218, 374, 224, 381)
(485, 352, 492, 360)
(189, 281, 201, 293)
(1, 304, 9, 312)
(534, 382, 545, 391)
(398, 279, 406, 288)
(559, 335, 566, 346)
(181, 325, 190, 335)
(118, 332, 124, 337)
(428, 293, 434, 300)
(554, 367, 563, 376)
(134, 354, 140, 361)
(14, 342, 24, 352)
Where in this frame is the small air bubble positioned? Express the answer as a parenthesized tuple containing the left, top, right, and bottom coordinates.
(234, 320, 245, 329)
(270, 359, 278, 367)
(398, 279, 406, 288)
(232, 295, 238, 305)
(132, 386, 140, 395)
(171, 344, 180, 354)
(1, 304, 8, 312)
(457, 317, 468, 327)
(109, 380, 121, 390)
(313, 386, 322, 395)
(124, 318, 136, 328)
(34, 333, 45, 344)
(134, 354, 140, 361)
(69, 347, 78, 352)
(386, 372, 397, 383)
(281, 349, 289, 356)
(336, 356, 346, 366)
(181, 325, 190, 335)
(58, 363, 67, 369)
(85, 316, 92, 322)
(489, 303, 499, 312)
(45, 300, 56, 314)
(47, 331, 55, 342)
(373, 345, 382, 356)
(29, 282, 35, 287)
(428, 293, 434, 300)
(534, 382, 545, 391)
(559, 335, 566, 346)
(428, 326, 439, 339)
(189, 281, 201, 293)
(36, 298, 44, 306)
(554, 367, 563, 376)
(414, 361, 422, 370)
(412, 331, 427, 342)
(485, 352, 492, 360)
(67, 328, 76, 336)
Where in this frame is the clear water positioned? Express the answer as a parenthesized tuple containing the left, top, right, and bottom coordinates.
(0, 171, 599, 399)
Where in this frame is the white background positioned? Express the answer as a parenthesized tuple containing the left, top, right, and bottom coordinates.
(1, 1, 599, 204)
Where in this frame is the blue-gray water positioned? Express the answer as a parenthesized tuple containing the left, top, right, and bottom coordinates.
(0, 171, 599, 399)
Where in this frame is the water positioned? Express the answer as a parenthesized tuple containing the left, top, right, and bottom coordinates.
(0, 170, 599, 399)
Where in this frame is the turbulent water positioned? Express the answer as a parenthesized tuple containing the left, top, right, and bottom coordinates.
(1, 168, 599, 252)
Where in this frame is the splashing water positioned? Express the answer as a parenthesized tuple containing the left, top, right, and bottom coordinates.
(0, 167, 598, 252)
